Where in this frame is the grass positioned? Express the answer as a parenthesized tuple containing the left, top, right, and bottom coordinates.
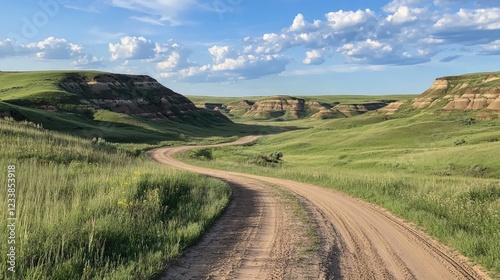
(0, 118, 231, 279)
(187, 94, 417, 122)
(0, 101, 278, 150)
(179, 111, 500, 278)
(0, 71, 281, 146)
(2, 69, 498, 278)
(187, 94, 416, 107)
(421, 71, 500, 97)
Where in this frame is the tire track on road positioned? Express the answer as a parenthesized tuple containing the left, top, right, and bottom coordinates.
(149, 136, 491, 280)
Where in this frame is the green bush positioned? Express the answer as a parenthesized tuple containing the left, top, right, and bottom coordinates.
(466, 165, 488, 177)
(189, 148, 213, 160)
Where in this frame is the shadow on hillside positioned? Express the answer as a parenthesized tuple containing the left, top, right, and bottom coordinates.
(0, 101, 303, 144)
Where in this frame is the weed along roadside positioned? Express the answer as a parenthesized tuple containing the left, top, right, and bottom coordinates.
(177, 115, 500, 278)
(0, 69, 499, 279)
(0, 118, 232, 279)
(153, 136, 493, 279)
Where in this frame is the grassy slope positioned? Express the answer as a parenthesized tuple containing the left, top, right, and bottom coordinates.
(187, 94, 416, 106)
(419, 71, 500, 99)
(180, 111, 500, 277)
(0, 71, 277, 146)
(0, 118, 231, 279)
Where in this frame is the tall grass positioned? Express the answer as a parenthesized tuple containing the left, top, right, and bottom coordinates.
(180, 115, 500, 278)
(0, 118, 230, 279)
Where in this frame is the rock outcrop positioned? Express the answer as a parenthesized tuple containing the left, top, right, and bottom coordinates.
(409, 72, 500, 114)
(58, 73, 199, 120)
(198, 95, 392, 120)
(243, 96, 311, 119)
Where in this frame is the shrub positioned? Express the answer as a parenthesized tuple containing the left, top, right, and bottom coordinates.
(456, 118, 476, 126)
(454, 138, 466, 146)
(466, 165, 488, 177)
(189, 148, 213, 160)
(246, 152, 284, 167)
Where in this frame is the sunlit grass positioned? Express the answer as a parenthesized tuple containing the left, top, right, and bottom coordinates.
(0, 118, 230, 279)
(180, 112, 500, 277)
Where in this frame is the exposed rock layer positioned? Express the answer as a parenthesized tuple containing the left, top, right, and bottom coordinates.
(410, 72, 500, 114)
(227, 96, 389, 120)
(59, 73, 199, 120)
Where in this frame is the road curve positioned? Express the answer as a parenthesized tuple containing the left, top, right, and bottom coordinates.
(148, 136, 491, 280)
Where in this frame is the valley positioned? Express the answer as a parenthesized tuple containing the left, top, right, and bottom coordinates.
(0, 70, 499, 279)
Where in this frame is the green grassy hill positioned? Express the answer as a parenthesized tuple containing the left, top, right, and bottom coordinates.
(182, 110, 500, 277)
(0, 71, 275, 146)
(189, 94, 416, 121)
(0, 118, 231, 279)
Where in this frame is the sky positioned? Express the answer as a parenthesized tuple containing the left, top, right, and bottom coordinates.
(1, 0, 500, 96)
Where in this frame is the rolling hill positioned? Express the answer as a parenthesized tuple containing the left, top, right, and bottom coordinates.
(384, 71, 500, 118)
(0, 71, 270, 144)
(191, 94, 412, 120)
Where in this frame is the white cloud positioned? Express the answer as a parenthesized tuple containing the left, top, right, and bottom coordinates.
(435, 8, 500, 29)
(337, 39, 435, 65)
(433, 8, 500, 44)
(112, 3, 500, 82)
(290, 14, 319, 32)
(0, 39, 31, 57)
(72, 55, 104, 68)
(384, 0, 424, 13)
(481, 40, 500, 54)
(303, 49, 326, 65)
(386, 6, 426, 24)
(159, 44, 292, 83)
(0, 37, 101, 68)
(109, 36, 156, 60)
(35, 37, 83, 59)
(326, 9, 377, 30)
(156, 45, 194, 71)
(109, 36, 197, 74)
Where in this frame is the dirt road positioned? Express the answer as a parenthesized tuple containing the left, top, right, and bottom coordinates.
(149, 136, 490, 279)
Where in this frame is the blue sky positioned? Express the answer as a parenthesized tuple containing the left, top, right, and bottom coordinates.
(1, 0, 500, 96)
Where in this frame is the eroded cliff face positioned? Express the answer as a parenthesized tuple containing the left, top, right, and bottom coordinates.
(58, 74, 198, 120)
(206, 95, 389, 120)
(243, 96, 310, 119)
(410, 73, 500, 115)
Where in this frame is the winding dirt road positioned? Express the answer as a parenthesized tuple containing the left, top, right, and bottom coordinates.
(149, 136, 491, 280)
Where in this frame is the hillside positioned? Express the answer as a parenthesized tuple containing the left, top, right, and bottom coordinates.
(0, 71, 267, 144)
(0, 71, 219, 120)
(191, 95, 409, 120)
(390, 72, 500, 118)
(181, 108, 500, 277)
(0, 118, 231, 279)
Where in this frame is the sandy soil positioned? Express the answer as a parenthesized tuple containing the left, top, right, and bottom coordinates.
(148, 136, 491, 279)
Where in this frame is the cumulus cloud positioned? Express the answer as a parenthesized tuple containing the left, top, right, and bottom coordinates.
(160, 45, 292, 83)
(386, 6, 427, 24)
(0, 37, 101, 67)
(35, 37, 84, 59)
(326, 9, 377, 31)
(157, 1, 500, 82)
(303, 49, 326, 65)
(432, 8, 500, 45)
(0, 39, 31, 57)
(72, 55, 104, 68)
(156, 42, 194, 71)
(434, 8, 500, 30)
(480, 40, 500, 55)
(109, 36, 196, 75)
(109, 0, 500, 83)
(109, 36, 156, 60)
